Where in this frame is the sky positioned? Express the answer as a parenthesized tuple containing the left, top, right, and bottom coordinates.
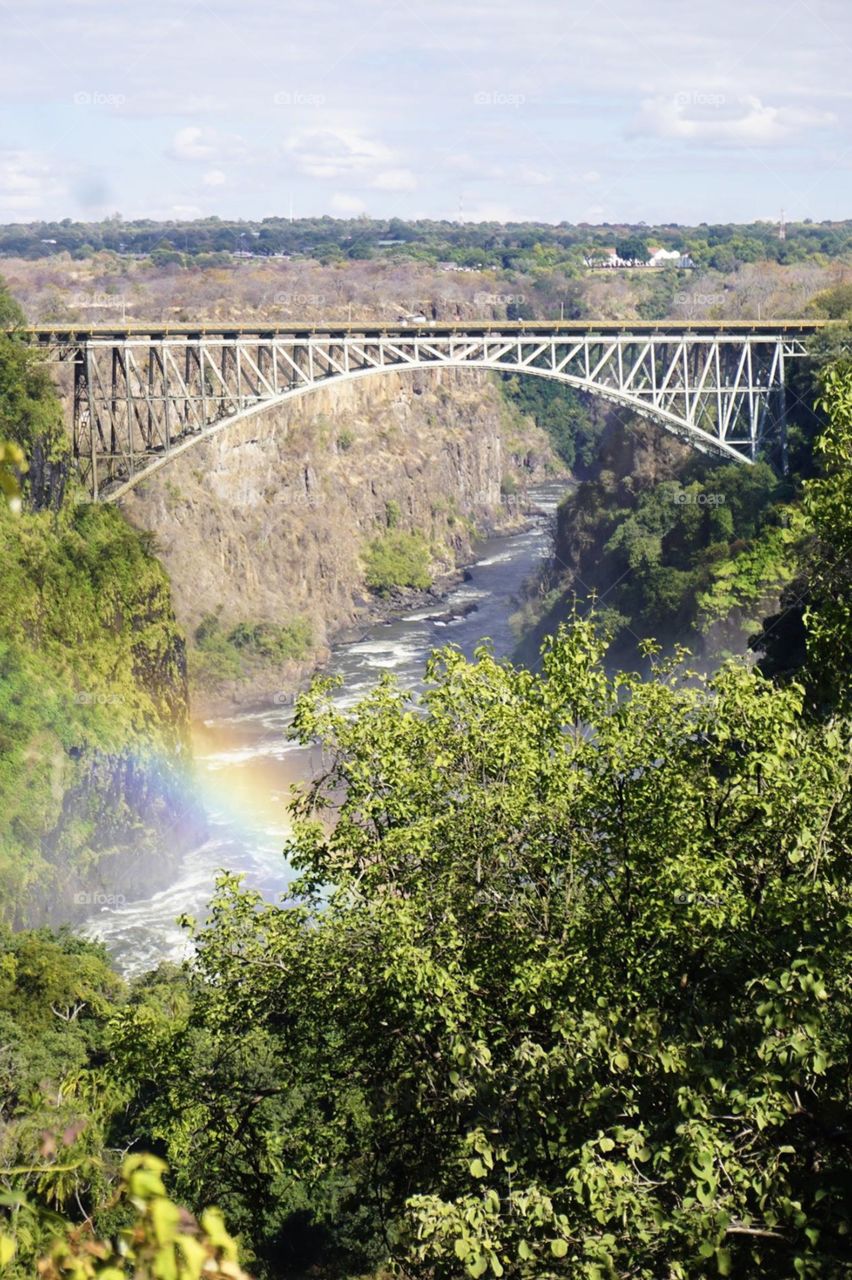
(1, 0, 851, 226)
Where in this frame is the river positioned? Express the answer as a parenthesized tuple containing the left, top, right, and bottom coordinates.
(85, 483, 566, 973)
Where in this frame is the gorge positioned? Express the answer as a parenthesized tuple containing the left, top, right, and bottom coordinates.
(1, 237, 850, 1278)
(85, 479, 566, 970)
(3, 316, 825, 949)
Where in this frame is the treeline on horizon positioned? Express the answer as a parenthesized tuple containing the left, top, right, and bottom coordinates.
(2, 213, 852, 271)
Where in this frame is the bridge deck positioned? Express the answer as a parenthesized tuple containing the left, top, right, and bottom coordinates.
(20, 319, 831, 342)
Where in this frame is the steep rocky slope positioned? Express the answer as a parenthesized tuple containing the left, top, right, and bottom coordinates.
(514, 413, 795, 670)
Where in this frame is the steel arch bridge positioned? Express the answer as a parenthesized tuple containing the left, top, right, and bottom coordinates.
(26, 321, 823, 501)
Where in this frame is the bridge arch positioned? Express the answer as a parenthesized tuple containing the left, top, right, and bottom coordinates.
(100, 358, 757, 503)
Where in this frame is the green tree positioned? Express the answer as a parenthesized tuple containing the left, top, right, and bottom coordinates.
(0, 278, 68, 510)
(807, 283, 852, 320)
(753, 359, 852, 710)
(501, 376, 600, 470)
(798, 362, 852, 707)
(363, 529, 432, 593)
(615, 237, 648, 264)
(112, 620, 852, 1278)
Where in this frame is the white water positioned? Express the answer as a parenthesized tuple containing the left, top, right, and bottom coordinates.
(84, 485, 565, 973)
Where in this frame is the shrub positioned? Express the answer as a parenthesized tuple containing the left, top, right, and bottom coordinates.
(191, 613, 314, 687)
(363, 530, 432, 594)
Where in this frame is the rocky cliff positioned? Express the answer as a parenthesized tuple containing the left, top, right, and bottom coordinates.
(119, 367, 562, 711)
(513, 411, 789, 671)
(513, 414, 695, 664)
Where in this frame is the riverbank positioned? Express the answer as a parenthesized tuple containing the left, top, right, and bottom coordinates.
(189, 490, 553, 719)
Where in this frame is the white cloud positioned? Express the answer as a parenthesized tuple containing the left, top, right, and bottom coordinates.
(635, 94, 837, 147)
(0, 150, 65, 214)
(170, 127, 218, 160)
(285, 128, 394, 179)
(518, 166, 553, 186)
(372, 168, 417, 192)
(203, 168, 227, 187)
(330, 192, 368, 214)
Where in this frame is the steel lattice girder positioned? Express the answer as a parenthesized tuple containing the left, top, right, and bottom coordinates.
(59, 331, 808, 500)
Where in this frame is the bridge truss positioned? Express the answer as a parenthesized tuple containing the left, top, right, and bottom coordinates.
(39, 328, 810, 499)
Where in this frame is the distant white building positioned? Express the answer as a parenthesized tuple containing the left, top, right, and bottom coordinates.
(647, 247, 693, 268)
(584, 245, 695, 270)
(584, 247, 623, 268)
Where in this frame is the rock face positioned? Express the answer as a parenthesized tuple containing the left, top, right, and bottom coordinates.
(25, 741, 204, 932)
(6, 530, 205, 931)
(119, 367, 560, 709)
(513, 415, 694, 665)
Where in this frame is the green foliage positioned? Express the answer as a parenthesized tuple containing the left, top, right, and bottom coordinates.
(615, 236, 649, 263)
(0, 440, 26, 510)
(807, 283, 852, 320)
(0, 1154, 251, 1280)
(230, 618, 313, 662)
(635, 271, 680, 321)
(109, 620, 852, 1278)
(501, 375, 601, 470)
(363, 529, 432, 594)
(0, 927, 126, 1272)
(537, 457, 786, 655)
(696, 514, 803, 632)
(749, 359, 852, 711)
(0, 500, 188, 914)
(5, 213, 847, 273)
(799, 363, 852, 707)
(191, 612, 314, 687)
(0, 280, 68, 498)
(150, 247, 187, 269)
(0, 332, 65, 461)
(0, 930, 248, 1278)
